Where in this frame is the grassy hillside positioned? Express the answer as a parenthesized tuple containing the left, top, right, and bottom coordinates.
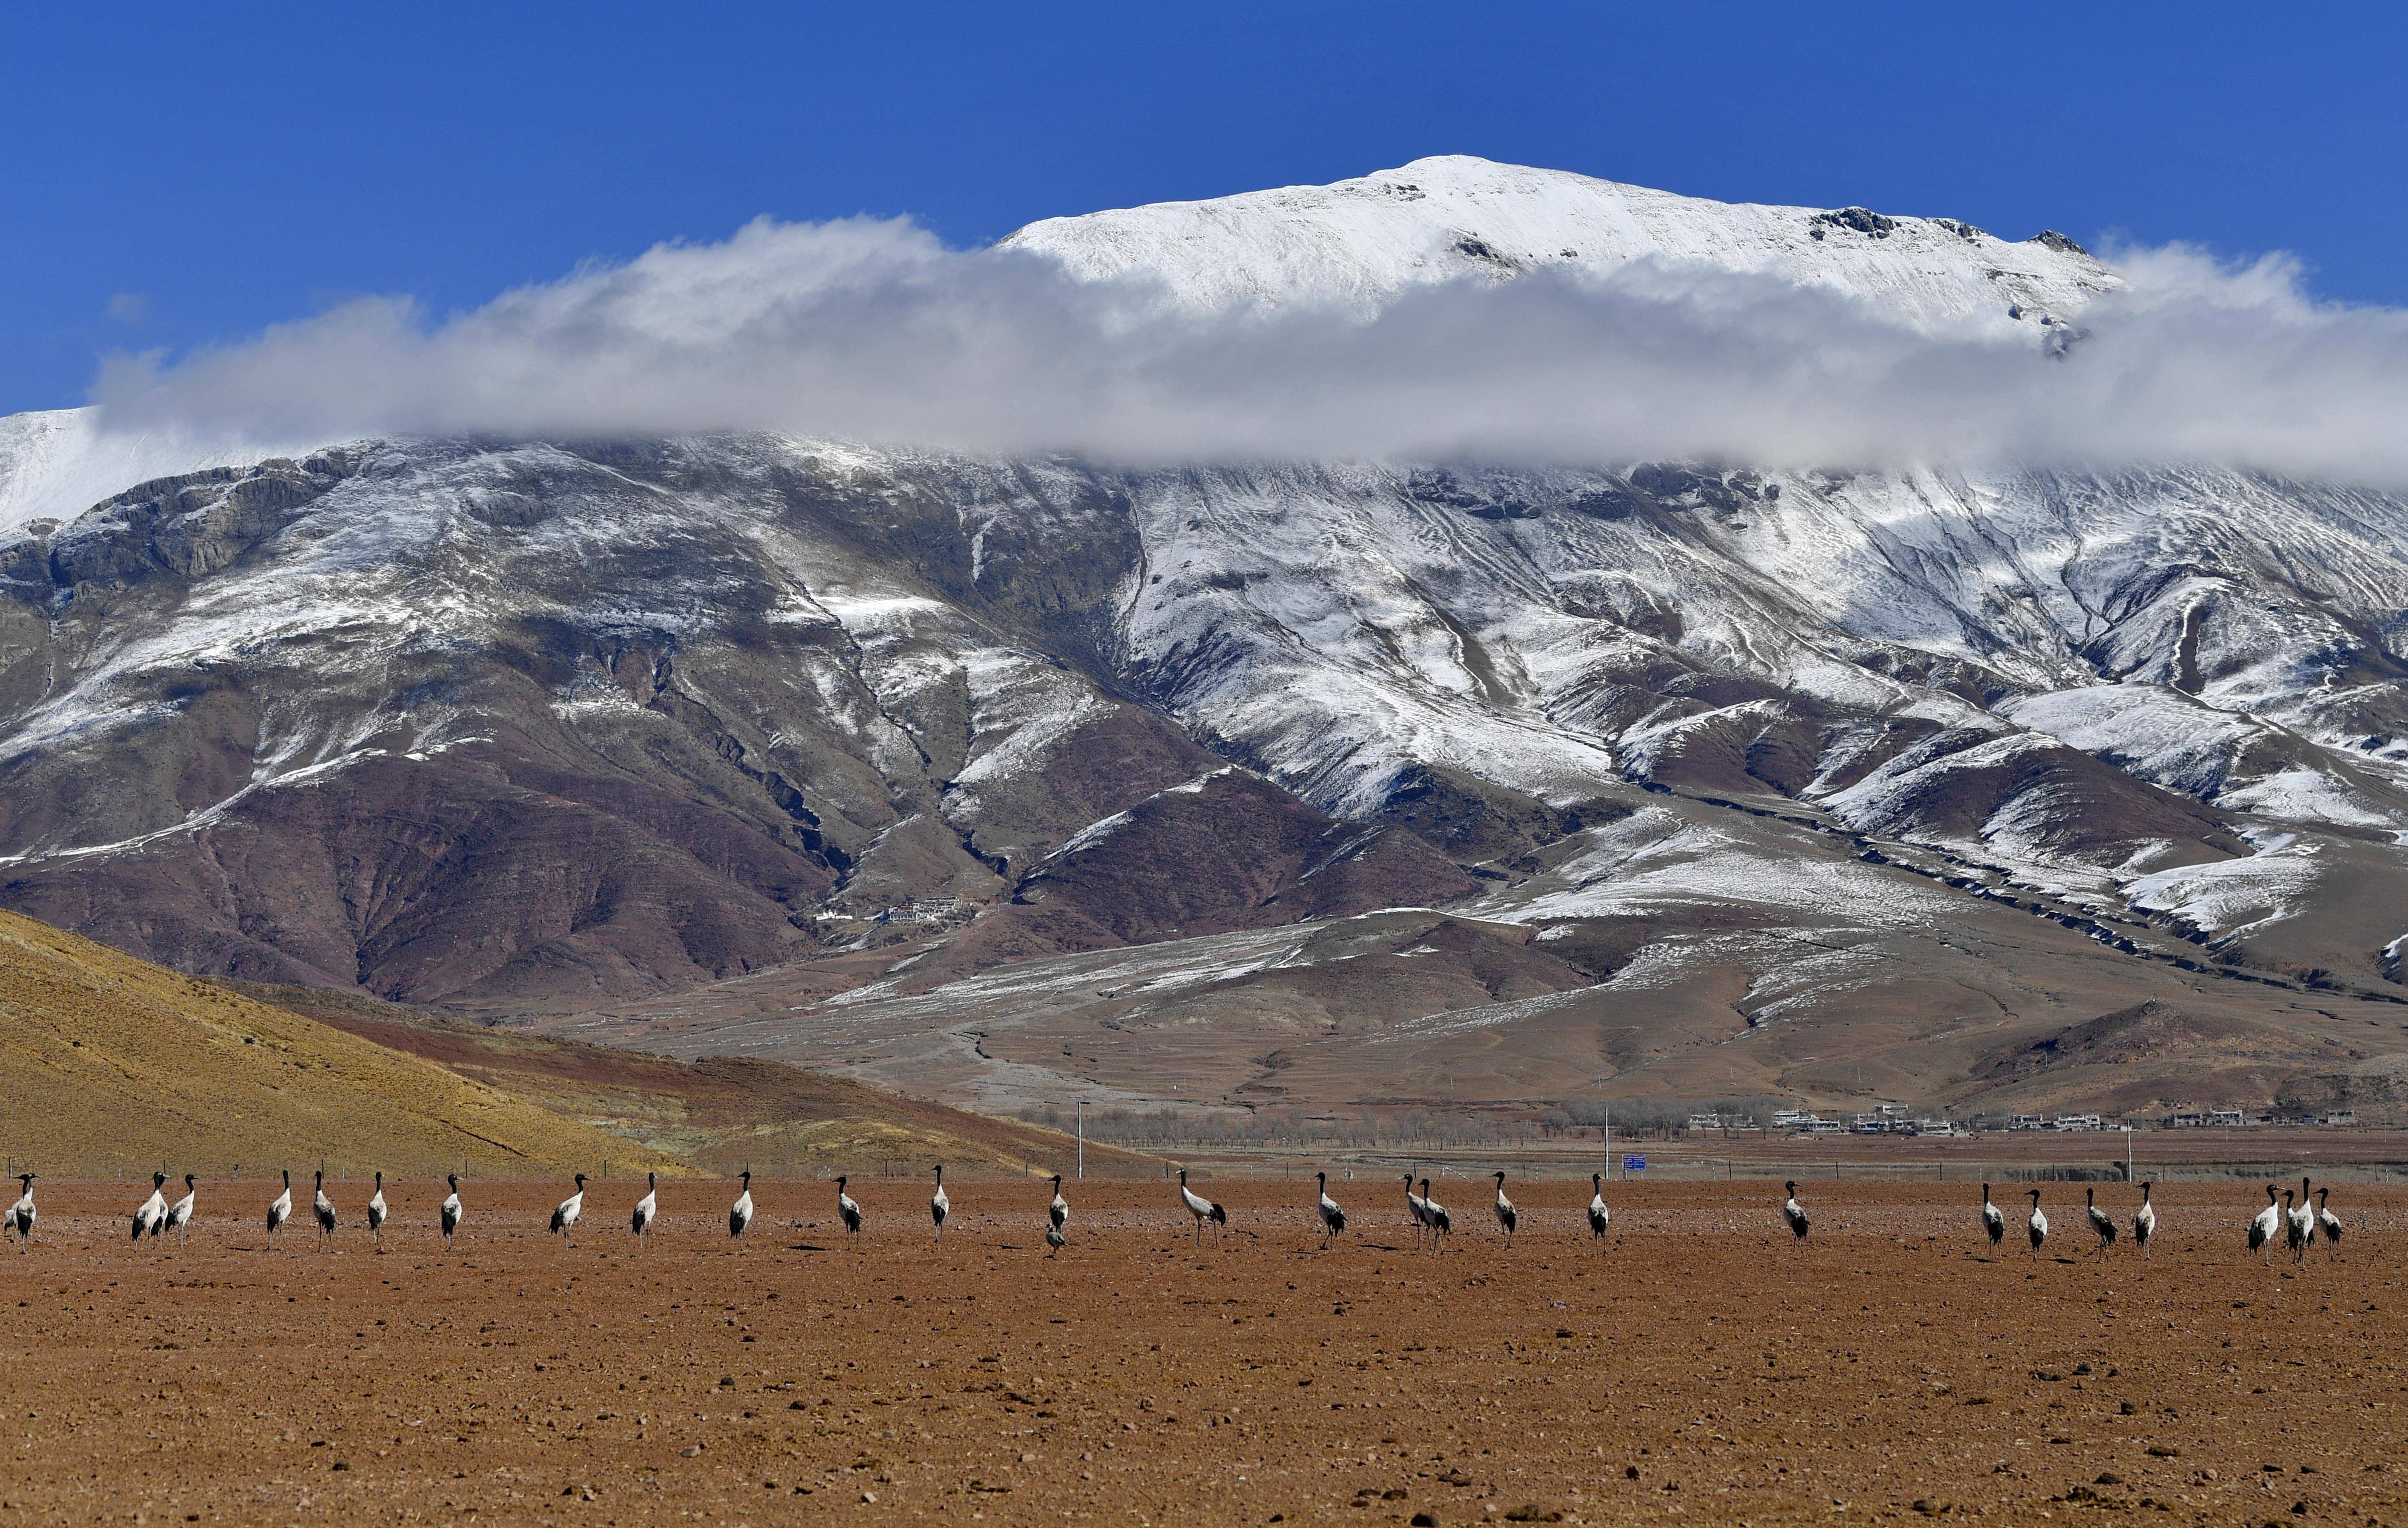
(0, 910, 637, 1179)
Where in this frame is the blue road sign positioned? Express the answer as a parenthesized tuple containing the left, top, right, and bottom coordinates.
(1622, 1155, 1646, 1172)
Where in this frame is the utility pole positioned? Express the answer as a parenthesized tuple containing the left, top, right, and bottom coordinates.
(2124, 1125, 2133, 1182)
(1604, 1103, 1613, 1180)
(1077, 1101, 1085, 1181)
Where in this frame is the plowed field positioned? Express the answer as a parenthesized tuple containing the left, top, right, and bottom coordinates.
(1, 1176, 2399, 1525)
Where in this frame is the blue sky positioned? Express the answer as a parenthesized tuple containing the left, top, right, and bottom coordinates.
(3, 2, 2402, 418)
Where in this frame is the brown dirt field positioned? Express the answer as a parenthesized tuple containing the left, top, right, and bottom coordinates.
(1, 1177, 2402, 1526)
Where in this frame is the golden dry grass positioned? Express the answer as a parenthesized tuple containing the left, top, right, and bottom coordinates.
(0, 909, 641, 1178)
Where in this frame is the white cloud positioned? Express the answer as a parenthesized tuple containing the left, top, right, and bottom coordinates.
(87, 215, 2408, 485)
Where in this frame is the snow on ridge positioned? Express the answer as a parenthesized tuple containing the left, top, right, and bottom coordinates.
(1001, 154, 2117, 333)
(0, 406, 321, 534)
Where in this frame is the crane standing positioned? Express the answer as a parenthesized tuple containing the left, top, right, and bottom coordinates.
(265, 1170, 293, 1250)
(730, 1170, 755, 1240)
(1491, 1171, 1519, 1250)
(2025, 1189, 2049, 1259)
(1048, 1174, 1070, 1245)
(8, 1174, 34, 1249)
(1315, 1171, 1345, 1249)
(631, 1171, 658, 1246)
(1177, 1168, 1226, 1249)
(132, 1171, 168, 1244)
(2132, 1182, 2156, 1260)
(366, 1172, 389, 1250)
(2292, 1177, 2318, 1258)
(835, 1176, 864, 1249)
(1419, 1178, 1451, 1251)
(550, 1174, 587, 1245)
(440, 1174, 464, 1249)
(1782, 1181, 1810, 1243)
(2316, 1187, 2343, 1260)
(1403, 1174, 1430, 1250)
(312, 1171, 337, 1247)
(163, 1175, 197, 1249)
(1979, 1183, 2004, 1248)
(2084, 1187, 2117, 1257)
(2248, 1184, 2280, 1265)
(930, 1165, 950, 1244)
(1586, 1173, 1610, 1250)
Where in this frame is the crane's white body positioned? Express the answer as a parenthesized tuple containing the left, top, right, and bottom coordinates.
(2132, 1184, 2156, 1259)
(312, 1172, 337, 1245)
(2316, 1188, 2343, 1259)
(1419, 1179, 1451, 1250)
(1049, 1176, 1070, 1235)
(1782, 1182, 1810, 1242)
(2026, 1193, 2049, 1257)
(1492, 1172, 1518, 1249)
(836, 1176, 864, 1247)
(1979, 1186, 2005, 1248)
(366, 1172, 388, 1246)
(266, 1171, 293, 1247)
(1315, 1172, 1345, 1248)
(2085, 1189, 2117, 1256)
(2290, 1178, 2317, 1259)
(164, 1176, 196, 1246)
(1587, 1174, 1610, 1249)
(1404, 1175, 1430, 1248)
(132, 1173, 168, 1243)
(550, 1176, 586, 1243)
(440, 1175, 463, 1246)
(2248, 1186, 2280, 1263)
(730, 1171, 754, 1239)
(7, 1175, 33, 1248)
(930, 1166, 950, 1242)
(631, 1172, 658, 1244)
(1177, 1168, 1225, 1248)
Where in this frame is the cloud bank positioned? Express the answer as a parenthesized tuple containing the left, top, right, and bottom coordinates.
(90, 216, 2408, 484)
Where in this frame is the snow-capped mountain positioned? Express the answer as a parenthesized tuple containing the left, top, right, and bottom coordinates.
(4, 158, 2404, 1122)
(1002, 154, 2117, 331)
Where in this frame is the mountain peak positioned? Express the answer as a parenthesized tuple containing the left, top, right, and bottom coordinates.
(1002, 156, 2117, 331)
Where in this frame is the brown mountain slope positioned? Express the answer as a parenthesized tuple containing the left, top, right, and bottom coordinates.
(219, 979, 1147, 1176)
(0, 909, 636, 1178)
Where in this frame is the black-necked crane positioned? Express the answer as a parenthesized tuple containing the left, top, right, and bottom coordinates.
(1587, 1173, 1610, 1249)
(1491, 1172, 1519, 1249)
(164, 1175, 196, 1248)
(930, 1165, 950, 1243)
(730, 1170, 754, 1240)
(132, 1171, 168, 1244)
(2247, 1183, 2279, 1264)
(266, 1170, 293, 1249)
(1418, 1178, 1451, 1251)
(1782, 1181, 1810, 1243)
(2025, 1189, 2048, 1258)
(836, 1175, 864, 1248)
(2282, 1187, 2309, 1264)
(1045, 1221, 1066, 1257)
(631, 1171, 658, 1246)
(2132, 1182, 2156, 1259)
(2316, 1187, 2343, 1259)
(8, 1174, 34, 1249)
(366, 1171, 389, 1250)
(1403, 1174, 1430, 1249)
(550, 1173, 587, 1245)
(2085, 1187, 2117, 1257)
(440, 1174, 463, 1249)
(312, 1170, 337, 1247)
(1176, 1168, 1225, 1249)
(1315, 1171, 1345, 1248)
(1979, 1183, 2004, 1248)
(2293, 1176, 2318, 1257)
(1049, 1174, 1070, 1244)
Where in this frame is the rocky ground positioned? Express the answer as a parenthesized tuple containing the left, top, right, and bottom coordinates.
(0, 1176, 2399, 1525)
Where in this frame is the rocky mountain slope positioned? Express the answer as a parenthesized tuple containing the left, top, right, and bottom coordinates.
(6, 158, 2408, 1121)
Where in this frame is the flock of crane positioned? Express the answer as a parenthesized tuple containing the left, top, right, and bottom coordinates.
(0, 1163, 2355, 1262)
